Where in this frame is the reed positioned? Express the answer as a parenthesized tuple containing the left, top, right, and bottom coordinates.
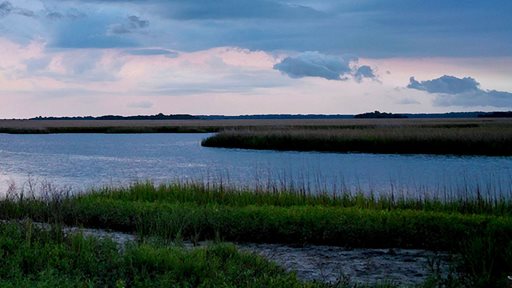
(77, 181, 512, 216)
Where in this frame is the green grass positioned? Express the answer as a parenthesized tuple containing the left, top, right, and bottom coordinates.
(0, 221, 322, 288)
(1, 182, 512, 287)
(201, 121, 512, 155)
(2, 182, 512, 248)
(0, 222, 405, 288)
(82, 182, 512, 215)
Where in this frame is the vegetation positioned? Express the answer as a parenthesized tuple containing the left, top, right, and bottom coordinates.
(1, 118, 509, 135)
(202, 119, 512, 155)
(0, 221, 320, 287)
(354, 111, 407, 119)
(1, 181, 512, 287)
(31, 113, 200, 121)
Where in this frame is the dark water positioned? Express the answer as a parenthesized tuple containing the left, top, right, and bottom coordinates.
(1, 133, 511, 198)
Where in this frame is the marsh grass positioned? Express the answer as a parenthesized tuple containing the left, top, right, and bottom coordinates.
(71, 181, 512, 216)
(1, 181, 512, 287)
(201, 120, 512, 155)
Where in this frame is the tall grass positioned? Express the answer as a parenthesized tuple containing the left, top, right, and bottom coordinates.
(79, 181, 512, 216)
(202, 121, 512, 155)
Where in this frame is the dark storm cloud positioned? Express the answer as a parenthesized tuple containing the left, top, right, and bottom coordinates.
(408, 75, 512, 107)
(53, 0, 512, 57)
(3, 0, 512, 57)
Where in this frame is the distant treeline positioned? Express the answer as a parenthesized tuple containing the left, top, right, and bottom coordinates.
(27, 111, 512, 121)
(354, 111, 407, 119)
(31, 113, 199, 120)
(355, 111, 512, 119)
(478, 111, 512, 118)
(199, 114, 353, 120)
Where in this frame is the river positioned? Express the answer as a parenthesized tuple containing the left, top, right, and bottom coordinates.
(1, 133, 511, 199)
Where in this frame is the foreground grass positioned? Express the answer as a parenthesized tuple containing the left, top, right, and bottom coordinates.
(0, 222, 320, 288)
(201, 120, 512, 155)
(1, 182, 512, 287)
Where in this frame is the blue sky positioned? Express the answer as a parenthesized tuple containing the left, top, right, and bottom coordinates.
(1, 0, 511, 117)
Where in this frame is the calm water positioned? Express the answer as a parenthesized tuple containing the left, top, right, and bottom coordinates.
(1, 133, 511, 199)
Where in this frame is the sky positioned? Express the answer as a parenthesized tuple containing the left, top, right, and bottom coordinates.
(1, 0, 512, 118)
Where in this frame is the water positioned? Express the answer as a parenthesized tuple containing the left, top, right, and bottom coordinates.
(1, 133, 511, 198)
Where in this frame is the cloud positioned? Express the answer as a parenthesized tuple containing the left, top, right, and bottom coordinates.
(128, 15, 148, 28)
(273, 52, 376, 82)
(408, 75, 512, 107)
(69, 0, 512, 57)
(13, 7, 35, 17)
(2, 0, 511, 56)
(46, 9, 86, 21)
(109, 15, 149, 34)
(46, 11, 63, 20)
(1, 41, 289, 103)
(0, 1, 35, 18)
(273, 52, 352, 80)
(125, 48, 177, 57)
(51, 13, 138, 48)
(159, 0, 324, 20)
(23, 48, 125, 82)
(0, 1, 12, 17)
(407, 75, 479, 94)
(354, 65, 376, 82)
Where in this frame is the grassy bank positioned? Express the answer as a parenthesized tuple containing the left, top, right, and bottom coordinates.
(201, 120, 512, 155)
(1, 182, 512, 286)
